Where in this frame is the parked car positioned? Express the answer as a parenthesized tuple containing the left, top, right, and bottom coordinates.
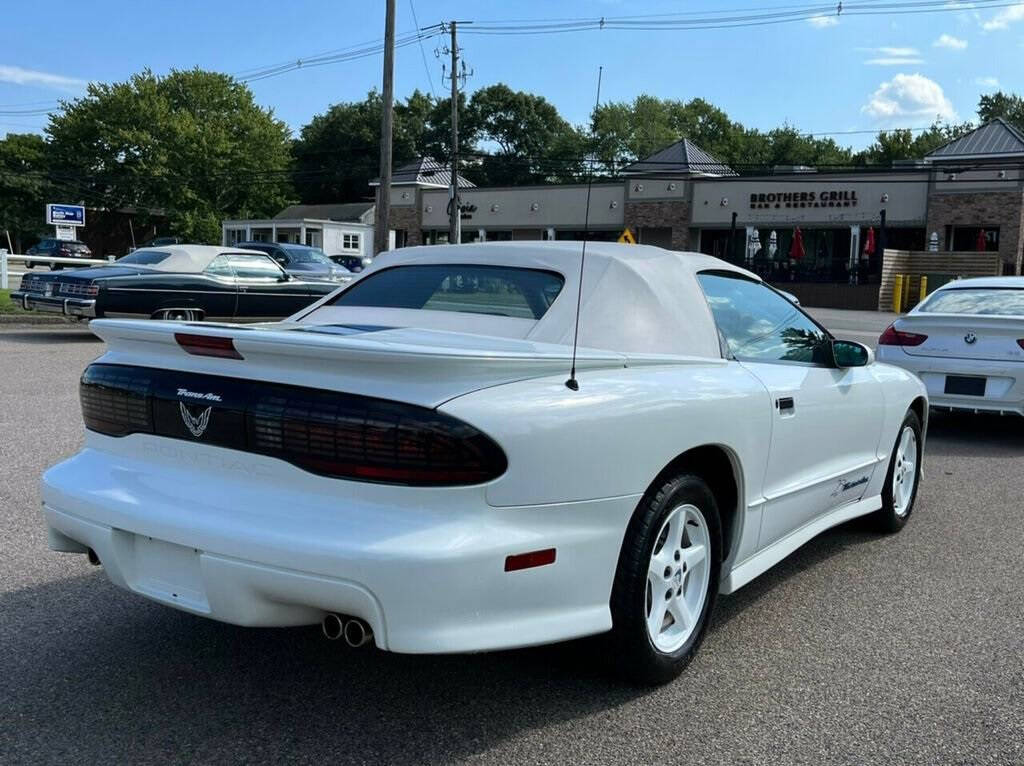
(328, 254, 372, 273)
(876, 276, 1024, 416)
(127, 236, 186, 255)
(13, 244, 338, 321)
(40, 242, 926, 683)
(237, 242, 352, 282)
(25, 239, 93, 270)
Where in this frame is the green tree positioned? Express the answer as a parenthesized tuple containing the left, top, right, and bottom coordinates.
(292, 89, 454, 204)
(0, 133, 53, 251)
(978, 91, 1024, 131)
(468, 84, 586, 185)
(46, 68, 293, 243)
(855, 121, 974, 165)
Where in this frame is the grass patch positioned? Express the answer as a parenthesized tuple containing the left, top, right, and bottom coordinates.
(0, 288, 27, 314)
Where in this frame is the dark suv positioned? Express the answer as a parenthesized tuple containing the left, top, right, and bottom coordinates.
(237, 242, 351, 283)
(26, 239, 93, 270)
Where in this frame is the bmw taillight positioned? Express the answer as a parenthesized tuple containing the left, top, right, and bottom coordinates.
(878, 324, 928, 347)
(79, 364, 507, 486)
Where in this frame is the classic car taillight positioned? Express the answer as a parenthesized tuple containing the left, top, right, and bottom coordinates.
(878, 324, 928, 347)
(79, 364, 507, 486)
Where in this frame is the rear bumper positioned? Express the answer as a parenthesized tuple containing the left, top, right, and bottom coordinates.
(11, 291, 96, 318)
(41, 434, 636, 653)
(876, 347, 1024, 415)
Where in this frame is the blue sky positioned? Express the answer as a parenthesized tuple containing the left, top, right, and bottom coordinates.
(1, 0, 1022, 150)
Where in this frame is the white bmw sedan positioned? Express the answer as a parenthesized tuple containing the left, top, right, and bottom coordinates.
(877, 276, 1024, 416)
(41, 242, 926, 684)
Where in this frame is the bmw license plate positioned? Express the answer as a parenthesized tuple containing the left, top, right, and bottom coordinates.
(944, 375, 986, 396)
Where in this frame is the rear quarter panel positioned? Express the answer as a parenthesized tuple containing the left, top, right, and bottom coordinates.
(441, 360, 772, 509)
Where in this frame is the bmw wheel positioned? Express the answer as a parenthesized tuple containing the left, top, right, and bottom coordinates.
(871, 410, 922, 533)
(609, 473, 721, 685)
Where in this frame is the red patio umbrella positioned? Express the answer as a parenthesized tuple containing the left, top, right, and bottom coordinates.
(863, 226, 876, 257)
(789, 227, 805, 261)
(976, 229, 987, 251)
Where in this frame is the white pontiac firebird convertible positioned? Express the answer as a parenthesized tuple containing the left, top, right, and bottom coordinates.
(42, 242, 927, 683)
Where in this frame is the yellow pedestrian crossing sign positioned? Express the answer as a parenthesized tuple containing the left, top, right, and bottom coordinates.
(617, 228, 636, 244)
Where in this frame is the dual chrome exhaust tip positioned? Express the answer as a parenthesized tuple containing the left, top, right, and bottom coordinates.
(322, 613, 373, 648)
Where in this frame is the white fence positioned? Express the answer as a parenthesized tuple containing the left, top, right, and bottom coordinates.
(0, 251, 115, 290)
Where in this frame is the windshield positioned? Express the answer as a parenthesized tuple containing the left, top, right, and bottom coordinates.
(918, 288, 1024, 316)
(283, 246, 334, 265)
(328, 264, 564, 320)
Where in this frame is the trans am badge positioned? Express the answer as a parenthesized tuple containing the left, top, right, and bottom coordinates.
(180, 402, 212, 437)
(831, 475, 869, 498)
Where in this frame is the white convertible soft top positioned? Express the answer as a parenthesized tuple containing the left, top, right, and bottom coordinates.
(300, 241, 761, 358)
(119, 245, 270, 273)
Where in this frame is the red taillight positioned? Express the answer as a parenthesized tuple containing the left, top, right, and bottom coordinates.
(878, 324, 928, 347)
(174, 333, 243, 359)
(505, 548, 557, 572)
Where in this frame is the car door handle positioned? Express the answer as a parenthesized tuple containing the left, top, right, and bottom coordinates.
(776, 396, 795, 413)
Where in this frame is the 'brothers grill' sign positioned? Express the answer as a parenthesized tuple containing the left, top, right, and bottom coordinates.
(750, 190, 858, 210)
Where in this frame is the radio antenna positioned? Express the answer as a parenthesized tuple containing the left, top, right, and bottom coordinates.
(565, 65, 603, 392)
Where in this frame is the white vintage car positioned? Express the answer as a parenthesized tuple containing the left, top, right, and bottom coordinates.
(42, 242, 927, 683)
(876, 276, 1024, 416)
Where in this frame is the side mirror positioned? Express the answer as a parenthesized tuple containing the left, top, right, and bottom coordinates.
(833, 340, 874, 368)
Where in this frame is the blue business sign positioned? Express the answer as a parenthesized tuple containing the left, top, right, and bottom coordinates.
(46, 203, 86, 227)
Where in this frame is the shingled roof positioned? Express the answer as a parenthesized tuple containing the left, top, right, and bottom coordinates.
(370, 157, 476, 188)
(273, 202, 375, 222)
(622, 138, 736, 177)
(926, 118, 1024, 160)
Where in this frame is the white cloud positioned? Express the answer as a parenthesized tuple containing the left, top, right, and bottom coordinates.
(862, 73, 957, 123)
(807, 14, 838, 28)
(878, 46, 920, 56)
(866, 57, 925, 66)
(981, 3, 1024, 30)
(933, 33, 968, 49)
(0, 65, 86, 92)
(975, 76, 1000, 88)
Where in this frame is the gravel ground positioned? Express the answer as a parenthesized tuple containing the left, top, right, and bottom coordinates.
(1, 324, 1022, 766)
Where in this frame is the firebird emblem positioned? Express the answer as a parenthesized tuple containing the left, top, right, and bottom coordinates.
(964, 332, 977, 345)
(180, 402, 212, 437)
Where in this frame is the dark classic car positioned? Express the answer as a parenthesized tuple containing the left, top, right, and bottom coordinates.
(12, 245, 339, 321)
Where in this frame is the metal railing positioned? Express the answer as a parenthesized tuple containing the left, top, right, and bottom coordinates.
(0, 251, 115, 290)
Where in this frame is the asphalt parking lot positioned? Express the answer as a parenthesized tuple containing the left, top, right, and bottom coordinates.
(2, 320, 1022, 766)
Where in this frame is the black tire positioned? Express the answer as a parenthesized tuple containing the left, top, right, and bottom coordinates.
(608, 473, 722, 685)
(871, 409, 923, 533)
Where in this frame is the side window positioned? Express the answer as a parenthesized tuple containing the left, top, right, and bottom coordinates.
(227, 254, 286, 280)
(204, 254, 234, 278)
(697, 273, 831, 365)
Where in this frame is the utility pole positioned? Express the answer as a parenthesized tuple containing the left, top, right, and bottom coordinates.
(447, 21, 461, 245)
(374, 0, 396, 256)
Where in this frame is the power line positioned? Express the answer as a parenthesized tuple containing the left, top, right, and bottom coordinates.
(408, 0, 437, 97)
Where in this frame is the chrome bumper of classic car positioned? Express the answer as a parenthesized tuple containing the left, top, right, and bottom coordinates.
(11, 291, 97, 318)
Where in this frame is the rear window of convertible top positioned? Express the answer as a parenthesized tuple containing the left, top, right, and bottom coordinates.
(327, 264, 564, 320)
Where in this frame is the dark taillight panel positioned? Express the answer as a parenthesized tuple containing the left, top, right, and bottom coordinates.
(80, 365, 154, 436)
(79, 364, 507, 486)
(878, 324, 928, 347)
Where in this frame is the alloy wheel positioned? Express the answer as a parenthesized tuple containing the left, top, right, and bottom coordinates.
(892, 426, 918, 516)
(645, 503, 711, 653)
